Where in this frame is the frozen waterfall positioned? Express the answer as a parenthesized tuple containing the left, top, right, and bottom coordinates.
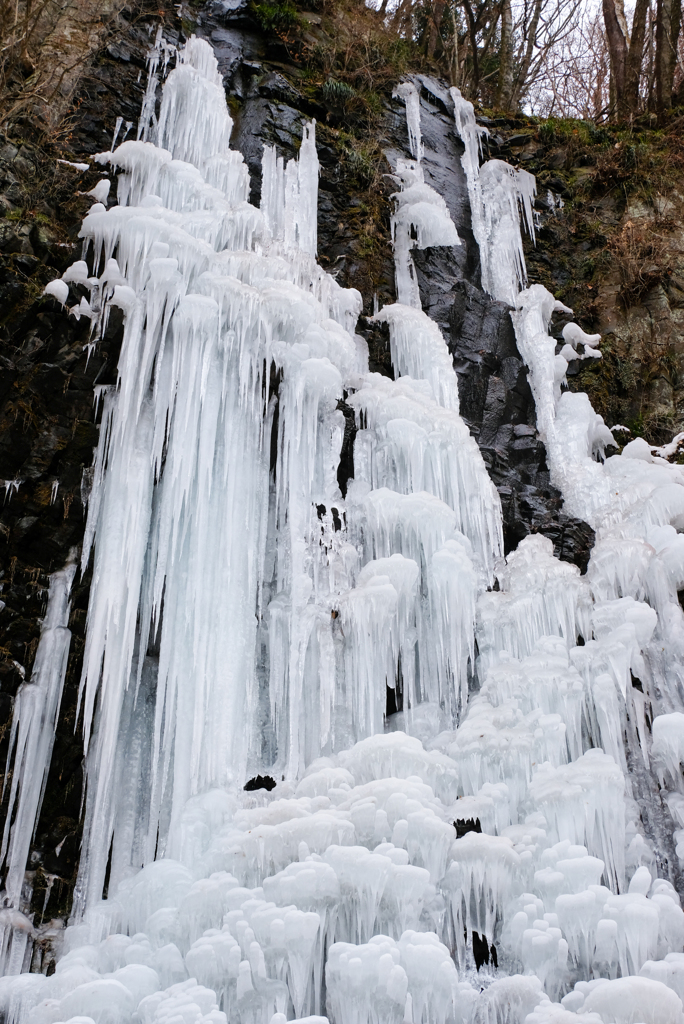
(2, 40, 684, 1024)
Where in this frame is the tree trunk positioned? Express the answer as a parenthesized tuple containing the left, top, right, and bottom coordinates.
(389, 0, 413, 33)
(509, 0, 543, 112)
(461, 0, 481, 95)
(624, 0, 650, 112)
(427, 0, 447, 58)
(496, 0, 514, 111)
(645, 9, 657, 110)
(604, 0, 650, 117)
(615, 0, 631, 42)
(451, 10, 462, 87)
(656, 0, 682, 112)
(603, 0, 628, 113)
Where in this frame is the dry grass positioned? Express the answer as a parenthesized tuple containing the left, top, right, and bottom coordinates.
(0, 0, 125, 131)
(607, 218, 675, 305)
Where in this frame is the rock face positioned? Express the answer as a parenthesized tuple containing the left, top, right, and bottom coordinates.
(486, 126, 684, 442)
(0, 1, 596, 926)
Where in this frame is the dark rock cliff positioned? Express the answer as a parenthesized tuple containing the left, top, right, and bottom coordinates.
(0, 0, 597, 932)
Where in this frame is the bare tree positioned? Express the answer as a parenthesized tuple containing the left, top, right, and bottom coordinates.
(445, 0, 579, 108)
(626, 0, 651, 111)
(672, 10, 684, 96)
(377, 0, 598, 115)
(655, 0, 682, 112)
(527, 10, 611, 119)
(427, 0, 449, 56)
(601, 0, 682, 117)
(496, 0, 514, 107)
(0, 0, 127, 131)
(510, 0, 682, 119)
(457, 0, 503, 98)
(507, 0, 579, 110)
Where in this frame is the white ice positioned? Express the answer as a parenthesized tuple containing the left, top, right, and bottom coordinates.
(450, 89, 535, 306)
(390, 84, 460, 307)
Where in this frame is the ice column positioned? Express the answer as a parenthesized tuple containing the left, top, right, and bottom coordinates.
(511, 282, 684, 783)
(347, 369, 503, 574)
(450, 87, 488, 184)
(391, 81, 460, 307)
(137, 26, 176, 143)
(511, 284, 684, 534)
(261, 122, 319, 255)
(392, 83, 423, 161)
(0, 558, 76, 978)
(1, 556, 76, 911)
(68, 35, 368, 912)
(450, 87, 536, 305)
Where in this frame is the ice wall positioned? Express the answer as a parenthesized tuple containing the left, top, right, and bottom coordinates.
(2, 38, 684, 1024)
(72, 79, 355, 907)
(509, 282, 684, 851)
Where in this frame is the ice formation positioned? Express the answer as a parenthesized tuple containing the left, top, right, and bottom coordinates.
(1, 556, 76, 965)
(3, 35, 684, 1024)
(390, 82, 460, 307)
(450, 87, 535, 305)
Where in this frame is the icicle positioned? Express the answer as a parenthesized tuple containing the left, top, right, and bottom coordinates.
(372, 305, 460, 412)
(348, 372, 502, 573)
(111, 115, 124, 151)
(0, 555, 76, 918)
(138, 27, 167, 143)
(390, 83, 459, 307)
(449, 87, 488, 183)
(392, 83, 423, 162)
(261, 123, 319, 255)
(451, 90, 535, 305)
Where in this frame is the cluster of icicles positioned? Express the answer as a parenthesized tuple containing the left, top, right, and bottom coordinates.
(2, 32, 684, 1024)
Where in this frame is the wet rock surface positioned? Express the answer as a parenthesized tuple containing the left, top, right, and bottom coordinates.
(0, 1, 598, 924)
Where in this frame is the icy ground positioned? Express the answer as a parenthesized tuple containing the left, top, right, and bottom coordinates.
(3, 34, 684, 1024)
